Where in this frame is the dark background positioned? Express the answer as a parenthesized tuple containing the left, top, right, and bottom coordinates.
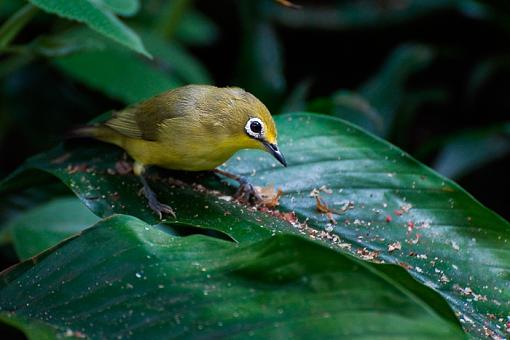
(1, 0, 509, 220)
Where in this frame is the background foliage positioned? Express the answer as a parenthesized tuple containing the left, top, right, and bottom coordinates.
(0, 0, 509, 339)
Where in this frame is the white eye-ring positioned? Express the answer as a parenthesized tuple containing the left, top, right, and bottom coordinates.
(245, 117, 265, 139)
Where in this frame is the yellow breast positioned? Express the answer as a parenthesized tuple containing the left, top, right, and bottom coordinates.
(119, 134, 255, 171)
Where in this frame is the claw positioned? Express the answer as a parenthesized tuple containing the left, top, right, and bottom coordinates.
(147, 197, 176, 220)
(140, 175, 176, 219)
(214, 169, 264, 205)
(234, 181, 263, 204)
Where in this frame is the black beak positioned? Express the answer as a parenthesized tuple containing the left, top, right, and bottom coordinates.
(263, 141, 287, 167)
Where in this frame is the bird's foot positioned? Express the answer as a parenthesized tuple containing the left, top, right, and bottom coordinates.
(146, 195, 176, 220)
(139, 175, 176, 219)
(234, 176, 263, 204)
(214, 169, 265, 205)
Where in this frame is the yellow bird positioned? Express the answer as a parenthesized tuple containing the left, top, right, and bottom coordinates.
(73, 85, 286, 218)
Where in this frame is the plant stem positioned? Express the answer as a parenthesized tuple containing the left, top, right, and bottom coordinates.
(0, 3, 38, 49)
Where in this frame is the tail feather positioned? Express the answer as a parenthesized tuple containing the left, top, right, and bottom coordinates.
(66, 124, 122, 146)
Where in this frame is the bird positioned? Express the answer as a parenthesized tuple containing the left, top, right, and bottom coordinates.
(71, 84, 287, 218)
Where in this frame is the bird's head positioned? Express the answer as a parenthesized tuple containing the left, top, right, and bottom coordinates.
(223, 87, 287, 167)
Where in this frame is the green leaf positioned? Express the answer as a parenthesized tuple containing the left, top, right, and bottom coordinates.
(0, 4, 38, 48)
(5, 197, 100, 260)
(359, 44, 435, 136)
(237, 2, 285, 107)
(175, 10, 218, 45)
(309, 90, 384, 134)
(281, 79, 312, 113)
(312, 45, 438, 137)
(28, 0, 150, 57)
(52, 28, 210, 104)
(0, 182, 70, 246)
(54, 48, 180, 104)
(2, 113, 509, 337)
(138, 29, 212, 85)
(0, 215, 463, 338)
(0, 314, 58, 340)
(431, 123, 510, 179)
(96, 0, 140, 17)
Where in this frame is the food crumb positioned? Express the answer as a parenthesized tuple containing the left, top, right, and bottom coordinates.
(408, 233, 421, 244)
(356, 248, 380, 261)
(401, 203, 413, 213)
(407, 221, 415, 231)
(451, 241, 460, 251)
(387, 241, 401, 252)
(440, 274, 450, 283)
(254, 185, 283, 208)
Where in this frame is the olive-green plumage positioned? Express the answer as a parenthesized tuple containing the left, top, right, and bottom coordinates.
(75, 85, 284, 174)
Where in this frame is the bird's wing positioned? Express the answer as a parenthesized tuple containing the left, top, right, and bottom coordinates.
(103, 90, 189, 141)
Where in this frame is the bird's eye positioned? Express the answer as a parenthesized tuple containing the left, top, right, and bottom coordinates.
(245, 118, 264, 138)
(250, 120, 262, 134)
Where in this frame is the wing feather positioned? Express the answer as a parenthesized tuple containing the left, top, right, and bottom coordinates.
(101, 85, 230, 141)
(102, 86, 203, 141)
(104, 109, 144, 139)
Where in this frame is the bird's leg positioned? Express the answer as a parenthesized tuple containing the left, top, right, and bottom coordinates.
(135, 162, 175, 219)
(213, 169, 262, 204)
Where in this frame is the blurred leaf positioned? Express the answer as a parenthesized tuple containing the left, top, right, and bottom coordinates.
(0, 215, 463, 338)
(390, 88, 449, 146)
(0, 314, 57, 340)
(96, 0, 140, 17)
(0, 4, 38, 48)
(467, 55, 510, 98)
(2, 113, 509, 337)
(5, 197, 100, 260)
(431, 123, 510, 179)
(138, 29, 212, 85)
(175, 10, 218, 46)
(54, 48, 179, 104)
(310, 90, 384, 134)
(0, 182, 68, 232)
(311, 45, 437, 137)
(280, 79, 312, 113)
(270, 0, 471, 30)
(26, 29, 108, 57)
(0, 0, 25, 17)
(359, 44, 435, 136)
(155, 0, 191, 39)
(52, 28, 210, 104)
(237, 1, 285, 107)
(28, 0, 150, 57)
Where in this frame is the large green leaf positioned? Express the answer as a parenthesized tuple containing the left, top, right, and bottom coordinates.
(0, 215, 463, 338)
(28, 0, 149, 56)
(5, 196, 99, 260)
(1, 113, 509, 337)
